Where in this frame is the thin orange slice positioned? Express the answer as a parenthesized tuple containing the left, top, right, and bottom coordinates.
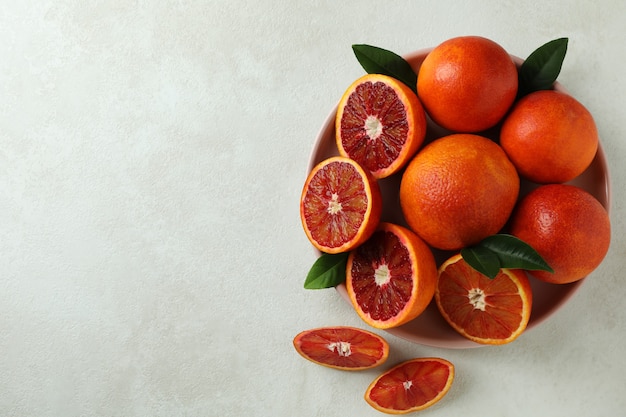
(435, 254, 533, 345)
(346, 222, 437, 329)
(293, 326, 389, 370)
(336, 74, 427, 179)
(300, 156, 382, 254)
(365, 357, 455, 414)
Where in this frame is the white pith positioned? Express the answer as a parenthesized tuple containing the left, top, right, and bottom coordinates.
(468, 288, 486, 311)
(364, 115, 383, 141)
(327, 341, 351, 357)
(327, 192, 342, 215)
(374, 264, 391, 286)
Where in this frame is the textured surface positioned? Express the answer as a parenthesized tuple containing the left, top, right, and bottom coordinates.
(1, 1, 625, 416)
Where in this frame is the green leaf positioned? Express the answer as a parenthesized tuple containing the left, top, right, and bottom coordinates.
(461, 245, 501, 279)
(518, 37, 568, 97)
(480, 234, 554, 273)
(352, 44, 417, 94)
(304, 252, 349, 289)
(461, 234, 554, 279)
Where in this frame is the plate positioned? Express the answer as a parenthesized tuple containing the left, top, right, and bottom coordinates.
(306, 48, 611, 349)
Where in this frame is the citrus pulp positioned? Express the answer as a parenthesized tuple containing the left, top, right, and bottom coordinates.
(300, 156, 382, 254)
(336, 73, 427, 179)
(365, 357, 455, 414)
(293, 326, 389, 370)
(346, 222, 437, 329)
(435, 254, 533, 345)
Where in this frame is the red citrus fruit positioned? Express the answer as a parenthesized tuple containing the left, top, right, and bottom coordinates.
(300, 156, 382, 254)
(500, 90, 599, 184)
(435, 254, 533, 345)
(399, 134, 519, 251)
(509, 184, 611, 284)
(336, 73, 427, 179)
(417, 36, 518, 132)
(293, 326, 389, 370)
(365, 357, 455, 414)
(346, 222, 437, 329)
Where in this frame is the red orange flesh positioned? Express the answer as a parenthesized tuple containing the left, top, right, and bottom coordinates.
(300, 156, 382, 254)
(365, 357, 455, 414)
(346, 222, 437, 329)
(435, 254, 533, 345)
(336, 74, 427, 179)
(293, 326, 389, 370)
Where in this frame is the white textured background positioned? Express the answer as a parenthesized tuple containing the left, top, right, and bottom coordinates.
(1, 1, 625, 416)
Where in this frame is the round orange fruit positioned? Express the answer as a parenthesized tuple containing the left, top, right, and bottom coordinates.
(500, 90, 599, 184)
(336, 73, 427, 179)
(509, 184, 610, 284)
(365, 357, 454, 414)
(300, 156, 382, 254)
(399, 134, 519, 251)
(435, 254, 533, 345)
(417, 36, 518, 132)
(346, 222, 437, 329)
(293, 326, 389, 371)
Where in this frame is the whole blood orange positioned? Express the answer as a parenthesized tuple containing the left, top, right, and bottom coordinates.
(300, 156, 382, 254)
(509, 184, 611, 284)
(336, 73, 427, 179)
(346, 222, 437, 329)
(365, 357, 454, 414)
(399, 134, 519, 251)
(293, 326, 389, 370)
(417, 36, 518, 132)
(500, 90, 599, 184)
(435, 254, 533, 345)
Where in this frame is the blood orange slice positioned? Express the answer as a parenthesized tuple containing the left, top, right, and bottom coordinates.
(365, 357, 455, 414)
(300, 156, 382, 254)
(346, 222, 437, 329)
(293, 326, 389, 370)
(336, 74, 427, 179)
(435, 254, 533, 345)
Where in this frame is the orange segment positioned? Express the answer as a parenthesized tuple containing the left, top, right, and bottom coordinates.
(293, 326, 389, 371)
(365, 358, 454, 414)
(336, 74, 427, 179)
(346, 222, 437, 329)
(300, 156, 382, 254)
(435, 254, 533, 345)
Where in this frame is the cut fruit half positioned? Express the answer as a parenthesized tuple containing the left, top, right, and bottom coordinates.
(300, 156, 382, 254)
(346, 222, 437, 329)
(293, 326, 389, 370)
(336, 73, 427, 179)
(435, 254, 533, 345)
(365, 357, 455, 414)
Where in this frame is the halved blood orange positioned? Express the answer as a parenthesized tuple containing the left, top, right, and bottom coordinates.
(300, 156, 382, 254)
(346, 222, 437, 329)
(293, 326, 389, 370)
(365, 357, 455, 414)
(435, 254, 533, 345)
(335, 73, 427, 179)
